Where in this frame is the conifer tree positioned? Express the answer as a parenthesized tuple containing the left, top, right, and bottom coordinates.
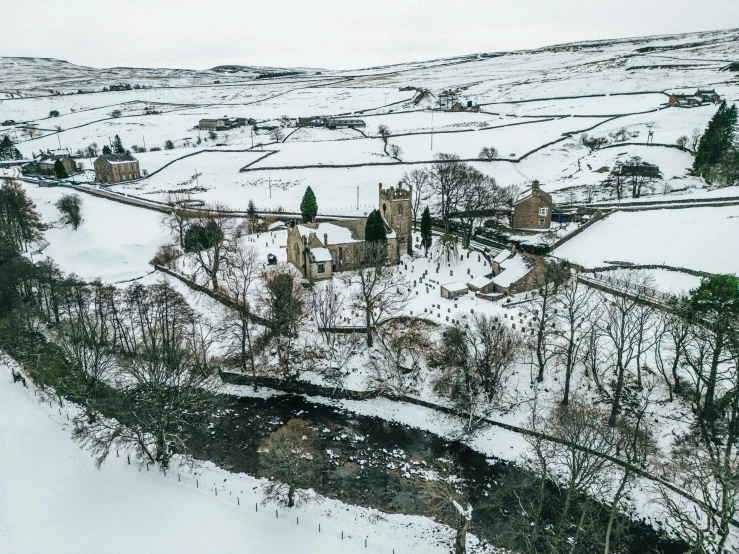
(300, 186, 318, 223)
(246, 199, 258, 232)
(693, 101, 738, 180)
(364, 209, 387, 245)
(53, 160, 69, 179)
(102, 145, 112, 155)
(112, 135, 125, 154)
(420, 206, 432, 256)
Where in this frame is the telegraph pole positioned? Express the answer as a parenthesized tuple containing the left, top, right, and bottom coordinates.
(356, 185, 359, 210)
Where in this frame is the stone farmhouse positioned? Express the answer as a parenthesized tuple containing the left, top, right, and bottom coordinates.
(22, 148, 76, 177)
(512, 180, 552, 230)
(94, 153, 140, 184)
(286, 184, 412, 282)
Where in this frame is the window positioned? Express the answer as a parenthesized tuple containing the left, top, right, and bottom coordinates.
(398, 204, 403, 215)
(539, 218, 545, 226)
(539, 207, 548, 216)
(317, 264, 325, 274)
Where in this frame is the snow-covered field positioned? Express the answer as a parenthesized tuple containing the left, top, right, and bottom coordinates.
(554, 206, 739, 274)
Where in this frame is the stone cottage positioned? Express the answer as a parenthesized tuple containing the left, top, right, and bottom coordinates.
(512, 180, 552, 230)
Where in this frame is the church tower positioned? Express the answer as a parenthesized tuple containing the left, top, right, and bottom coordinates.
(378, 182, 412, 256)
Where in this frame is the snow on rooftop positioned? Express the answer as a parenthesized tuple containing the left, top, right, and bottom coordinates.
(309, 247, 333, 262)
(467, 275, 494, 288)
(441, 281, 469, 293)
(492, 255, 531, 287)
(493, 248, 512, 264)
(297, 222, 360, 244)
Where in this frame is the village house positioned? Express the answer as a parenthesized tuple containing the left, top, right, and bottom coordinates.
(668, 93, 702, 107)
(2, 120, 16, 126)
(198, 116, 247, 131)
(695, 89, 720, 103)
(22, 148, 76, 177)
(286, 183, 412, 282)
(94, 153, 140, 184)
(512, 180, 552, 230)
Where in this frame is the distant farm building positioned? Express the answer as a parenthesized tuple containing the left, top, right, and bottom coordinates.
(695, 89, 720, 103)
(326, 119, 366, 130)
(2, 120, 16, 126)
(668, 93, 702, 107)
(512, 181, 552, 230)
(198, 116, 248, 131)
(94, 153, 140, 184)
(297, 117, 326, 127)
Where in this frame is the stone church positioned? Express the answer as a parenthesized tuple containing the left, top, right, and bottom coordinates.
(286, 183, 412, 282)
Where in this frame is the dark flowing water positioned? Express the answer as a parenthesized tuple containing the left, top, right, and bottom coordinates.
(188, 393, 685, 554)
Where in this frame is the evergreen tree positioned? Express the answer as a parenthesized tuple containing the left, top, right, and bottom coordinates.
(0, 135, 14, 159)
(101, 145, 112, 155)
(164, 140, 175, 150)
(364, 209, 387, 244)
(246, 199, 258, 232)
(53, 160, 68, 179)
(112, 135, 125, 154)
(300, 186, 318, 223)
(693, 101, 738, 180)
(420, 206, 432, 256)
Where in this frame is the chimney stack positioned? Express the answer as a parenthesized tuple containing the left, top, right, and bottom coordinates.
(324, 233, 328, 246)
(532, 180, 540, 190)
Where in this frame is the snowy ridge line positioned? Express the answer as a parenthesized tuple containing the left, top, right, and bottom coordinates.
(220, 371, 738, 528)
(0, 74, 343, 102)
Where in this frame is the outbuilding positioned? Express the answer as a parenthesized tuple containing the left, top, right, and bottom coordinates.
(441, 281, 469, 299)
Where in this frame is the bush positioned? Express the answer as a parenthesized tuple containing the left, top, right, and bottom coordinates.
(149, 147, 161, 152)
(110, 110, 122, 118)
(183, 221, 222, 253)
(151, 244, 182, 268)
(55, 194, 82, 230)
(49, 110, 59, 117)
(164, 140, 175, 150)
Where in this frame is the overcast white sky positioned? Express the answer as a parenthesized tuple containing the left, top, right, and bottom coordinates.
(4, 0, 738, 70)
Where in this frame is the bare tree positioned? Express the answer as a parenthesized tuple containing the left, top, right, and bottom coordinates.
(366, 319, 431, 395)
(388, 143, 402, 161)
(161, 192, 196, 248)
(220, 243, 262, 386)
(269, 128, 284, 143)
(595, 271, 655, 426)
(260, 419, 324, 507)
(455, 169, 503, 248)
(691, 127, 702, 151)
(400, 168, 430, 230)
(55, 282, 117, 421)
(676, 135, 689, 149)
(538, 402, 617, 553)
(478, 146, 498, 161)
(422, 456, 474, 554)
(184, 205, 236, 292)
(432, 314, 520, 436)
(553, 273, 596, 406)
(523, 260, 571, 383)
(428, 153, 467, 234)
(340, 242, 411, 348)
(377, 124, 391, 154)
(73, 281, 218, 469)
(653, 301, 691, 400)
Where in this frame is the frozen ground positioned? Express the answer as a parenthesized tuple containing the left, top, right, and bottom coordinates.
(22, 183, 164, 283)
(554, 206, 739, 274)
(0, 363, 486, 554)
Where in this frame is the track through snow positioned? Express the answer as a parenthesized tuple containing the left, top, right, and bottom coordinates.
(0, 364, 493, 554)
